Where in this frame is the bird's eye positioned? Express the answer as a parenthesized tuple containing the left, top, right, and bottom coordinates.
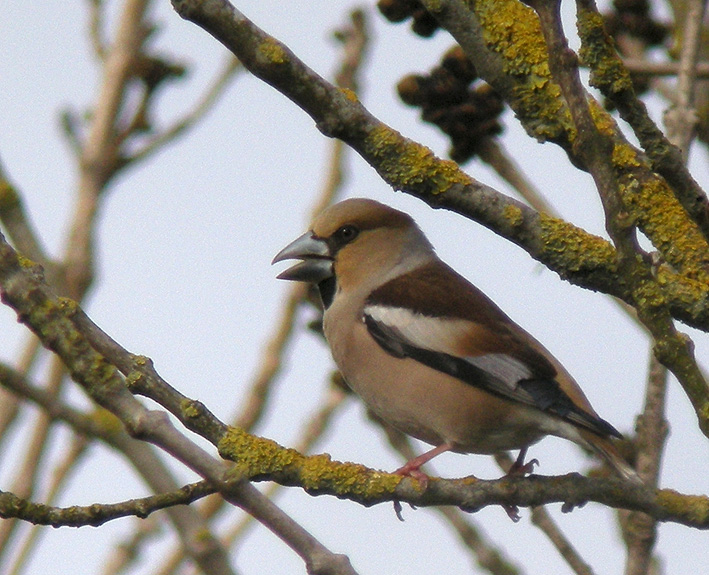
(334, 225, 359, 244)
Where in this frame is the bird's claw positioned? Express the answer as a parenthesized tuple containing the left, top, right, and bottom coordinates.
(503, 504, 522, 522)
(507, 457, 539, 477)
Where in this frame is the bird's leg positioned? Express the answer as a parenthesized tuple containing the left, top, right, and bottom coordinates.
(506, 447, 539, 477)
(392, 443, 453, 521)
(394, 442, 453, 485)
(501, 447, 538, 522)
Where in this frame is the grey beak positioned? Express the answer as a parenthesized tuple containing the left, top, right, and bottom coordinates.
(272, 232, 333, 283)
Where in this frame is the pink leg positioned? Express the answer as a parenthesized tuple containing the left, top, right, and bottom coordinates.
(394, 443, 454, 483)
(392, 443, 454, 520)
(502, 447, 538, 523)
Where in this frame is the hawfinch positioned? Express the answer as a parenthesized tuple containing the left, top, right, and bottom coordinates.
(273, 198, 638, 483)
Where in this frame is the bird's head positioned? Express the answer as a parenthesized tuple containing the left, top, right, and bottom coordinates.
(273, 198, 434, 300)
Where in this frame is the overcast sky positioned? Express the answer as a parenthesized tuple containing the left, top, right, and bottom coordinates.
(1, 1, 708, 574)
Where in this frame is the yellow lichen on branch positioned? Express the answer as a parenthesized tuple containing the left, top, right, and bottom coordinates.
(362, 124, 469, 194)
(217, 426, 400, 500)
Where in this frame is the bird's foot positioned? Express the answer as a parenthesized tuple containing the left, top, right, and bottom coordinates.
(506, 457, 539, 477)
(500, 449, 537, 522)
(392, 462, 429, 521)
(394, 463, 431, 489)
(392, 498, 418, 521)
(503, 505, 522, 523)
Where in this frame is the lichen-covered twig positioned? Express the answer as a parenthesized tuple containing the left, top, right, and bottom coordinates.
(1, 233, 707, 532)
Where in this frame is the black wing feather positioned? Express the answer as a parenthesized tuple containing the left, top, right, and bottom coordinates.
(364, 313, 622, 439)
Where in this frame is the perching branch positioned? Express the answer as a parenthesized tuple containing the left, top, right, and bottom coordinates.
(0, 224, 707, 563)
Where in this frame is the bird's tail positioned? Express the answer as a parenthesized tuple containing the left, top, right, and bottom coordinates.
(581, 431, 643, 484)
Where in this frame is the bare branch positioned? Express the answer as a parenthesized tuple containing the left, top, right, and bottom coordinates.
(0, 361, 238, 575)
(620, 58, 709, 78)
(494, 453, 595, 575)
(66, 0, 152, 298)
(0, 482, 215, 527)
(87, 0, 108, 60)
(663, 0, 707, 156)
(7, 434, 92, 575)
(622, 354, 669, 575)
(0, 356, 66, 560)
(169, 0, 709, 335)
(475, 139, 555, 215)
(0, 232, 358, 575)
(621, 3, 704, 563)
(574, 0, 709, 241)
(236, 8, 369, 433)
(130, 55, 244, 165)
(156, 381, 351, 575)
(524, 0, 709, 440)
(0, 163, 52, 269)
(0, 338, 41, 449)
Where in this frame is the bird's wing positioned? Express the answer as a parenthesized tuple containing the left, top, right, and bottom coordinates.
(364, 264, 621, 439)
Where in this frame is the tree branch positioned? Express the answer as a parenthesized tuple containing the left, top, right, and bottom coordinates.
(575, 0, 709, 242)
(0, 231, 358, 575)
(1, 230, 707, 537)
(0, 482, 215, 528)
(526, 0, 709, 439)
(167, 0, 709, 334)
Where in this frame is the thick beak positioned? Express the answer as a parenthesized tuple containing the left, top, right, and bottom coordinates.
(272, 232, 333, 283)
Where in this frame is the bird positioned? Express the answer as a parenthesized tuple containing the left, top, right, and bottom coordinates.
(273, 198, 639, 486)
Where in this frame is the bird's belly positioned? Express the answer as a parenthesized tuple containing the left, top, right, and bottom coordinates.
(327, 321, 545, 454)
(361, 380, 546, 455)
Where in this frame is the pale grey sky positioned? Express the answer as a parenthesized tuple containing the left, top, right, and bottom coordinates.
(1, 2, 707, 574)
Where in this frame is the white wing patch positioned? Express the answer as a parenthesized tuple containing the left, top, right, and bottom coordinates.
(363, 304, 533, 388)
(465, 353, 534, 386)
(363, 304, 618, 438)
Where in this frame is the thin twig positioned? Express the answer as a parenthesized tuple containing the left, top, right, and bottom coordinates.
(619, 58, 709, 78)
(155, 381, 350, 575)
(0, 360, 238, 575)
(0, 336, 41, 451)
(8, 434, 91, 575)
(130, 56, 244, 166)
(663, 0, 707, 156)
(100, 516, 163, 575)
(87, 0, 107, 60)
(66, 0, 152, 298)
(224, 380, 349, 547)
(380, 424, 524, 575)
(234, 283, 307, 431)
(475, 139, 555, 215)
(0, 357, 66, 561)
(0, 162, 52, 268)
(0, 482, 216, 528)
(622, 354, 668, 575)
(235, 7, 368, 432)
(494, 453, 595, 575)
